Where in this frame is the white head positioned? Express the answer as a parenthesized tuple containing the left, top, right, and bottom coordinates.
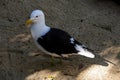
(26, 10, 45, 26)
(26, 10, 50, 39)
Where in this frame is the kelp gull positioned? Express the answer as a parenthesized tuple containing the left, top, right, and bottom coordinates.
(26, 10, 95, 58)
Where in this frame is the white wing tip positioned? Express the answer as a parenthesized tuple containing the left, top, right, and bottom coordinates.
(89, 53, 95, 58)
(75, 44, 95, 58)
(78, 51, 95, 58)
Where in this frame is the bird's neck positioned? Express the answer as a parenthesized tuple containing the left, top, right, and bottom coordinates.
(31, 23, 50, 40)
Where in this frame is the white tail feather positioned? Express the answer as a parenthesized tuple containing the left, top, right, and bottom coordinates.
(75, 44, 95, 58)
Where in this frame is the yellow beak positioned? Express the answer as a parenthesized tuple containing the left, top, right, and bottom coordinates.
(26, 19, 33, 26)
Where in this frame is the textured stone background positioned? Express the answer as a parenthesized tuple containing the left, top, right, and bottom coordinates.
(0, 0, 120, 80)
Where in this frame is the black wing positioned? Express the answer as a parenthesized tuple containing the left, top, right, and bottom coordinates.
(37, 28, 80, 55)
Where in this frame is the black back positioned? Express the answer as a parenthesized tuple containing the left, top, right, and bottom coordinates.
(37, 28, 80, 55)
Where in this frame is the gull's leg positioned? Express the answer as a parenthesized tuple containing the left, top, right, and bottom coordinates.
(58, 54, 72, 64)
(50, 55, 56, 66)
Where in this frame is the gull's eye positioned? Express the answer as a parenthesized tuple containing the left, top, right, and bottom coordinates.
(36, 16, 38, 18)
